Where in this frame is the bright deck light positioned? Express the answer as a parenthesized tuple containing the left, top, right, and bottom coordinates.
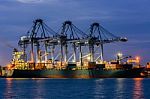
(136, 56, 140, 60)
(117, 52, 123, 57)
(135, 56, 140, 63)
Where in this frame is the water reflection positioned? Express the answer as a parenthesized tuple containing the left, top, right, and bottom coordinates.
(32, 79, 46, 99)
(4, 78, 46, 99)
(115, 78, 125, 99)
(2, 78, 145, 99)
(94, 78, 145, 99)
(4, 78, 16, 99)
(133, 78, 144, 99)
(94, 79, 105, 99)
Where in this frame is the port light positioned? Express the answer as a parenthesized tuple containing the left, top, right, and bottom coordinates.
(7, 64, 12, 69)
(42, 60, 45, 63)
(136, 56, 140, 60)
(117, 52, 123, 57)
(87, 56, 91, 60)
(135, 56, 140, 63)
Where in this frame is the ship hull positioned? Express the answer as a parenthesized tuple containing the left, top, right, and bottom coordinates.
(6, 68, 144, 78)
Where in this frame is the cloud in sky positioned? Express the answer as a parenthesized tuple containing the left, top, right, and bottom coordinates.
(16, 0, 44, 3)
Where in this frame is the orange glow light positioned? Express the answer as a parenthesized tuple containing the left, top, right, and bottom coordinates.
(136, 56, 140, 60)
(7, 64, 11, 69)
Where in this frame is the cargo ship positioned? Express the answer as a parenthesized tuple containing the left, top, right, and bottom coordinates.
(0, 19, 144, 78)
(0, 51, 144, 78)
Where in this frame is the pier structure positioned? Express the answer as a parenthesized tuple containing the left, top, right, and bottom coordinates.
(16, 19, 127, 70)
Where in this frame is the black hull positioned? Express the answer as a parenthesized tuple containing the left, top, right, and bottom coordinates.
(6, 68, 144, 78)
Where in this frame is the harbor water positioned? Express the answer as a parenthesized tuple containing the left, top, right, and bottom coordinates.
(0, 78, 149, 99)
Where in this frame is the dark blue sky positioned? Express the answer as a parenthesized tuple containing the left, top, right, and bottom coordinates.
(0, 0, 150, 65)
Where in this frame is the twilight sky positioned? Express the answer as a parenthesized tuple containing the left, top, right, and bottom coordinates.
(0, 0, 150, 65)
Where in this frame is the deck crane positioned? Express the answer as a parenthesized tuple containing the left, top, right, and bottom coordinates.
(18, 19, 56, 64)
(86, 22, 127, 62)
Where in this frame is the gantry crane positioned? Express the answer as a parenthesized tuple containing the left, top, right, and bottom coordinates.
(18, 19, 56, 64)
(85, 22, 127, 62)
(17, 19, 128, 70)
(56, 21, 88, 66)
